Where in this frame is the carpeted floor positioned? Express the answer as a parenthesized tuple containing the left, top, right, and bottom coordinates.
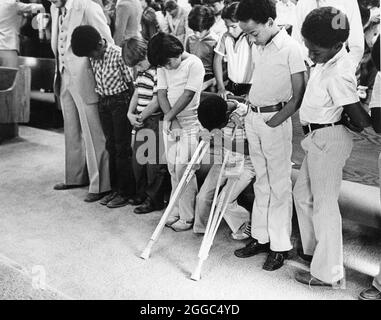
(0, 125, 380, 300)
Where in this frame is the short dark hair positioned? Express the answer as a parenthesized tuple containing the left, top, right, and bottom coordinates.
(198, 95, 228, 131)
(221, 1, 239, 22)
(147, 32, 184, 67)
(236, 0, 276, 24)
(204, 0, 224, 5)
(372, 35, 380, 71)
(164, 0, 178, 11)
(189, 0, 204, 7)
(188, 5, 215, 32)
(71, 25, 101, 57)
(301, 7, 350, 48)
(121, 36, 148, 67)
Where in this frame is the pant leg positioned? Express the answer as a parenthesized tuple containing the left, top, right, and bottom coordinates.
(254, 111, 293, 252)
(132, 126, 148, 199)
(144, 114, 169, 207)
(98, 97, 117, 191)
(68, 81, 111, 194)
(193, 164, 225, 233)
(223, 156, 255, 233)
(245, 111, 272, 245)
(306, 126, 353, 283)
(110, 93, 134, 196)
(293, 152, 316, 256)
(60, 72, 89, 186)
(176, 132, 199, 222)
(373, 264, 381, 291)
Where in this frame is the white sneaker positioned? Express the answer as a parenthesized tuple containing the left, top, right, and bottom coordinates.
(170, 219, 193, 232)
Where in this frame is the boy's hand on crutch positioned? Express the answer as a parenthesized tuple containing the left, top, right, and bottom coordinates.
(229, 113, 244, 128)
(169, 118, 183, 140)
(217, 88, 233, 100)
(127, 112, 143, 128)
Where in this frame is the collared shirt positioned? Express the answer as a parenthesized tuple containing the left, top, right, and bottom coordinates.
(369, 72, 381, 110)
(157, 53, 205, 128)
(90, 43, 133, 97)
(276, 0, 297, 27)
(249, 28, 306, 108)
(214, 32, 256, 84)
(0, 0, 44, 51)
(185, 32, 218, 77)
(299, 47, 359, 125)
(292, 0, 364, 67)
(136, 67, 159, 113)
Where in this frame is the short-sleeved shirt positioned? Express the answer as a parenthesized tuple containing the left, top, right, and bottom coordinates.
(299, 47, 359, 125)
(214, 32, 256, 84)
(90, 43, 133, 97)
(369, 72, 381, 110)
(135, 67, 159, 114)
(249, 28, 306, 108)
(185, 32, 218, 78)
(157, 53, 205, 127)
(210, 16, 227, 39)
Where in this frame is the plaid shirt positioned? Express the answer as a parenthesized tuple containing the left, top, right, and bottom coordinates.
(90, 43, 133, 97)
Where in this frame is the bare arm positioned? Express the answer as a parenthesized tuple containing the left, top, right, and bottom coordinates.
(163, 90, 196, 121)
(266, 72, 306, 127)
(139, 96, 160, 121)
(213, 53, 226, 94)
(371, 109, 381, 133)
(342, 102, 372, 130)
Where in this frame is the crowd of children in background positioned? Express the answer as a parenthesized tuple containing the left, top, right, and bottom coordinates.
(55, 0, 380, 299)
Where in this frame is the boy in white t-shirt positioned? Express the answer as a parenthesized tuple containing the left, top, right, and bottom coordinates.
(148, 32, 205, 232)
(293, 7, 371, 287)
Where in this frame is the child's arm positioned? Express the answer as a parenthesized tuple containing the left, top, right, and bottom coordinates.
(213, 53, 229, 98)
(157, 89, 182, 131)
(342, 102, 371, 130)
(127, 89, 142, 127)
(139, 96, 160, 122)
(371, 109, 381, 133)
(370, 74, 381, 133)
(163, 90, 196, 121)
(266, 72, 306, 127)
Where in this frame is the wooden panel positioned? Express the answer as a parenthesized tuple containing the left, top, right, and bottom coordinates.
(0, 66, 31, 123)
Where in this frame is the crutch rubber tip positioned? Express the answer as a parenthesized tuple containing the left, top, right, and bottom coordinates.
(140, 246, 151, 260)
(190, 272, 201, 281)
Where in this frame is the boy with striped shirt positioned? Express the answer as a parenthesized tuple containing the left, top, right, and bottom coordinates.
(122, 37, 170, 214)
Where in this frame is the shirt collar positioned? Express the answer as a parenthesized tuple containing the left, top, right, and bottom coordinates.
(64, 0, 73, 12)
(266, 28, 287, 50)
(320, 46, 347, 69)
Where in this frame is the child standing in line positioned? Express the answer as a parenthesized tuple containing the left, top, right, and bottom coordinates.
(194, 95, 255, 240)
(213, 1, 256, 98)
(122, 36, 170, 214)
(293, 7, 371, 287)
(234, 0, 306, 271)
(70, 25, 136, 208)
(148, 32, 205, 232)
(186, 5, 219, 84)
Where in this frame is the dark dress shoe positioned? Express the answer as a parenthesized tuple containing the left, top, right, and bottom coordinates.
(54, 183, 88, 190)
(106, 194, 130, 208)
(134, 198, 158, 214)
(359, 286, 381, 300)
(295, 270, 342, 287)
(234, 239, 270, 258)
(84, 192, 110, 203)
(99, 191, 118, 205)
(263, 251, 288, 271)
(127, 195, 145, 206)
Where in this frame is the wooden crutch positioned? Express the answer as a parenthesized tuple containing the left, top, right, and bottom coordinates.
(191, 128, 244, 281)
(140, 139, 210, 260)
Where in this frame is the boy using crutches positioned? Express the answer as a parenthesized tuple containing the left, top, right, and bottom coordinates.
(194, 95, 255, 240)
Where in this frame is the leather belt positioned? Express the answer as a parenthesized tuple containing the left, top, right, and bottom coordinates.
(302, 120, 343, 135)
(249, 102, 285, 113)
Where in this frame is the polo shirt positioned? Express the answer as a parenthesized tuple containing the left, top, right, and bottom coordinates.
(299, 47, 359, 125)
(249, 28, 306, 108)
(292, 0, 364, 67)
(157, 54, 205, 127)
(214, 32, 255, 84)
